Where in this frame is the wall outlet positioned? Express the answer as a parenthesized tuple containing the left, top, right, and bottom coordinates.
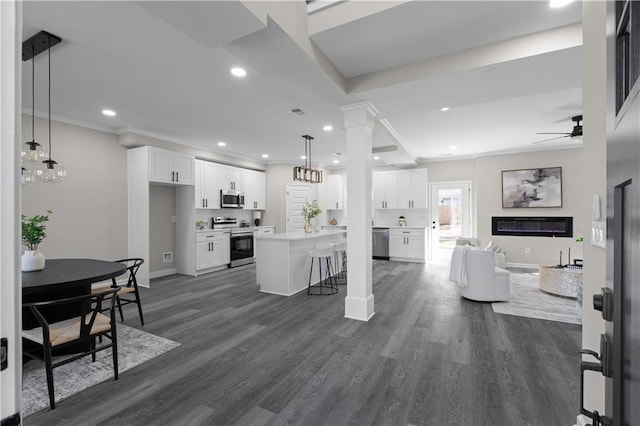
(163, 252, 173, 263)
(524, 247, 531, 254)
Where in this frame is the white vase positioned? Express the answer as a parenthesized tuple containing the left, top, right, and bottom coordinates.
(22, 250, 45, 271)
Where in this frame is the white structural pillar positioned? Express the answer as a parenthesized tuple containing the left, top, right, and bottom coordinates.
(342, 102, 377, 321)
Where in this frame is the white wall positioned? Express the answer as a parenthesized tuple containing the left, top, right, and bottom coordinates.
(21, 115, 128, 260)
(264, 164, 328, 232)
(425, 148, 587, 266)
(149, 185, 176, 272)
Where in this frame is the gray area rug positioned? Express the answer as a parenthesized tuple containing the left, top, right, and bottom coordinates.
(491, 271, 582, 325)
(23, 324, 181, 417)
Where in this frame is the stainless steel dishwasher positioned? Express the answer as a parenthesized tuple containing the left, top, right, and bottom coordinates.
(372, 227, 390, 260)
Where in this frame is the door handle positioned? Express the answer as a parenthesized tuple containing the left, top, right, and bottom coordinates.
(593, 287, 613, 321)
(171, 171, 175, 182)
(176, 171, 179, 182)
(579, 334, 613, 426)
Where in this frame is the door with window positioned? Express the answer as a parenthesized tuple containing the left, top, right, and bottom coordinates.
(429, 182, 471, 260)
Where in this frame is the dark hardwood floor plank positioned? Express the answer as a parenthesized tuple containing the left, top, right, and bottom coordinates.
(25, 261, 581, 426)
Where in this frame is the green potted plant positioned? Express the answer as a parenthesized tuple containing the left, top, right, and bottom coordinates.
(301, 200, 322, 233)
(21, 210, 52, 271)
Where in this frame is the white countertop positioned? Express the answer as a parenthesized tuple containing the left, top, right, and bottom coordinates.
(260, 230, 346, 241)
(195, 225, 275, 233)
(373, 225, 427, 230)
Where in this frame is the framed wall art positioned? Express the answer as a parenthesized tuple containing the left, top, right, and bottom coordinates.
(502, 167, 562, 208)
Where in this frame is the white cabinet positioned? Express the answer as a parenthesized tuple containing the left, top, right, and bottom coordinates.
(148, 147, 195, 185)
(219, 165, 243, 191)
(373, 171, 397, 209)
(243, 169, 266, 210)
(195, 160, 220, 209)
(324, 175, 345, 210)
(389, 228, 426, 262)
(397, 169, 428, 209)
(253, 226, 275, 259)
(196, 231, 230, 271)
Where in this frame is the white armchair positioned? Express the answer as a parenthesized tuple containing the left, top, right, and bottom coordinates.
(449, 245, 510, 302)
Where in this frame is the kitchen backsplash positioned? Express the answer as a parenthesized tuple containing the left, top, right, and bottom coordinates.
(195, 209, 255, 229)
(373, 209, 429, 227)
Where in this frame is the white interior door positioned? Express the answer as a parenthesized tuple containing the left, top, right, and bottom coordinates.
(429, 181, 471, 260)
(286, 183, 313, 232)
(1, 2, 22, 421)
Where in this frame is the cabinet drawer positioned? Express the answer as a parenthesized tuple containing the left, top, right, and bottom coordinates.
(196, 232, 226, 242)
(389, 228, 424, 237)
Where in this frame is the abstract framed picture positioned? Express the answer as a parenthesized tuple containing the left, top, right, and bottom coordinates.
(502, 167, 562, 208)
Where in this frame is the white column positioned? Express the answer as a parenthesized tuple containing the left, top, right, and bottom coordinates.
(342, 102, 377, 321)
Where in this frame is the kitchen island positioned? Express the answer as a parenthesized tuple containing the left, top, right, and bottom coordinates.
(256, 230, 346, 296)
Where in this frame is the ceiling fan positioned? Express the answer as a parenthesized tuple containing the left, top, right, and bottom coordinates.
(534, 115, 583, 144)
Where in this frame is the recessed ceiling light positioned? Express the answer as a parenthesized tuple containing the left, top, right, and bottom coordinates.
(549, 0, 574, 8)
(102, 109, 116, 117)
(373, 156, 380, 160)
(449, 145, 458, 150)
(323, 125, 333, 132)
(217, 142, 226, 147)
(332, 160, 340, 164)
(230, 67, 247, 77)
(261, 154, 269, 158)
(300, 155, 307, 160)
(440, 107, 450, 112)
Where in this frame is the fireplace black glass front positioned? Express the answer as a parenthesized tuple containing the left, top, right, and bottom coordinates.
(491, 216, 573, 237)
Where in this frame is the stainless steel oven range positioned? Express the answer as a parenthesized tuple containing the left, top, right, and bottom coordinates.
(212, 217, 254, 267)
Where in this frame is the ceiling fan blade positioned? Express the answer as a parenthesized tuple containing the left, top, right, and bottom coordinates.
(536, 132, 570, 135)
(533, 135, 569, 144)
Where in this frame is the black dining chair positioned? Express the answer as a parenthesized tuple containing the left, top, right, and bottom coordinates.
(93, 258, 145, 326)
(22, 287, 120, 410)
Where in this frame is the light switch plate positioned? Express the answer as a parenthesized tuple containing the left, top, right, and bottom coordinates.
(591, 221, 606, 249)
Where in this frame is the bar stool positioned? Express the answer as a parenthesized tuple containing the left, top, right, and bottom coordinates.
(332, 240, 347, 285)
(307, 243, 338, 296)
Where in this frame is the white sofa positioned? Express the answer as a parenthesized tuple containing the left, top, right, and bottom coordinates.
(449, 245, 510, 302)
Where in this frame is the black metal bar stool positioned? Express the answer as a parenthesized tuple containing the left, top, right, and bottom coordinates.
(307, 243, 338, 295)
(332, 240, 347, 285)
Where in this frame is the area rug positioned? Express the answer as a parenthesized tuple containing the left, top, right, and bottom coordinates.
(22, 324, 181, 417)
(491, 271, 582, 325)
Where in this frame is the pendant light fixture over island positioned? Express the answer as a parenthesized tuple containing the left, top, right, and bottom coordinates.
(293, 134, 322, 184)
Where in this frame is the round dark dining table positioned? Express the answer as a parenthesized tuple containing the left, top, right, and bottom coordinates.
(22, 258, 127, 296)
(22, 259, 127, 354)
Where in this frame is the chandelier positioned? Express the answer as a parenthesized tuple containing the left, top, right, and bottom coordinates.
(293, 135, 323, 184)
(22, 31, 66, 184)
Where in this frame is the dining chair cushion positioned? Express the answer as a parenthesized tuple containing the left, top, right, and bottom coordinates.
(92, 286, 135, 297)
(22, 313, 111, 347)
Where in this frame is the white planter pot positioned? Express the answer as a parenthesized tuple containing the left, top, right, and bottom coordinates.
(22, 250, 45, 272)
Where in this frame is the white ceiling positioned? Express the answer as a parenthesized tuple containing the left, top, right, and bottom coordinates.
(21, 0, 584, 168)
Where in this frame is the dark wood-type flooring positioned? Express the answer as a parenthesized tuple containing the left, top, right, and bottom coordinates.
(26, 260, 581, 425)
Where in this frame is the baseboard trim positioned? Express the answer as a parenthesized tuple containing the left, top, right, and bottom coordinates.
(149, 268, 176, 279)
(505, 262, 538, 269)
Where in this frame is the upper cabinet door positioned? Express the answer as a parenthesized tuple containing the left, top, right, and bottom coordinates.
(384, 171, 398, 209)
(173, 152, 195, 185)
(243, 169, 266, 210)
(148, 147, 194, 185)
(325, 175, 344, 210)
(410, 169, 428, 209)
(372, 172, 386, 209)
(149, 148, 173, 183)
(397, 171, 412, 209)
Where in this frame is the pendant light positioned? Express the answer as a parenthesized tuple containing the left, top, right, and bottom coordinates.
(20, 43, 48, 167)
(293, 134, 323, 183)
(38, 33, 65, 183)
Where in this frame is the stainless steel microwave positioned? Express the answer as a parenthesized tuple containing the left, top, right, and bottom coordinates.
(220, 190, 244, 208)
